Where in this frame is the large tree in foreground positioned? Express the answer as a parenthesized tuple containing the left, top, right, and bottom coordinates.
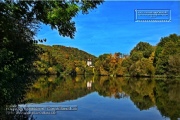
(0, 1, 103, 117)
(0, 0, 103, 39)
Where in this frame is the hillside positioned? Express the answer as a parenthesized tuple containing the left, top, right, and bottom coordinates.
(33, 34, 180, 77)
(33, 44, 96, 75)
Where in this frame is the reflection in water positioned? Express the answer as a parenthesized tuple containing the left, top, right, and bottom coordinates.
(87, 81, 92, 90)
(25, 76, 180, 120)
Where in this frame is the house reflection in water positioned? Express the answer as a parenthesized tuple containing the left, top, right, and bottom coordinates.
(87, 81, 92, 90)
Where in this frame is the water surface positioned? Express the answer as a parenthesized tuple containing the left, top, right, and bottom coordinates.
(21, 76, 180, 120)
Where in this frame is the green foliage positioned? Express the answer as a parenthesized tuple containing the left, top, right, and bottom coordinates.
(0, 1, 41, 107)
(130, 51, 143, 61)
(34, 44, 96, 75)
(85, 67, 94, 75)
(25, 35, 180, 78)
(154, 34, 180, 75)
(127, 41, 155, 77)
(129, 58, 155, 77)
(121, 57, 132, 73)
(94, 53, 125, 76)
(0, 1, 103, 118)
(76, 67, 85, 75)
(27, 1, 103, 39)
(168, 54, 180, 75)
(48, 66, 57, 75)
(130, 42, 154, 58)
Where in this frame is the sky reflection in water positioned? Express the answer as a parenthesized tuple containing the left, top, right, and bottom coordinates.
(20, 76, 180, 120)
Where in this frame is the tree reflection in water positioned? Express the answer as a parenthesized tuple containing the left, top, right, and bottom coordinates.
(25, 76, 180, 120)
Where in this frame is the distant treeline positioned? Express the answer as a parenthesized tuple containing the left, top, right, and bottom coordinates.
(34, 34, 180, 77)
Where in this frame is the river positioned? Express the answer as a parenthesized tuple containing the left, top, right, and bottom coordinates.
(19, 75, 180, 120)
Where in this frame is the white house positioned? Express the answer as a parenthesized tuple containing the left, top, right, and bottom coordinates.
(87, 58, 92, 66)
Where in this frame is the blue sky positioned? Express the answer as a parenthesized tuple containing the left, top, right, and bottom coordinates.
(37, 1, 180, 57)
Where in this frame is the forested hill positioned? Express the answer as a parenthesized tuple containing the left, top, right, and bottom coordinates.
(33, 44, 96, 75)
(33, 34, 180, 77)
(41, 44, 96, 61)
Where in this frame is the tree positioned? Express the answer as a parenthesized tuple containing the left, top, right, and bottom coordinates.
(127, 42, 155, 77)
(154, 34, 180, 75)
(121, 57, 132, 74)
(0, 1, 41, 106)
(130, 42, 153, 58)
(168, 54, 180, 75)
(130, 51, 143, 62)
(0, 1, 103, 117)
(0, 1, 103, 39)
(129, 58, 154, 77)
